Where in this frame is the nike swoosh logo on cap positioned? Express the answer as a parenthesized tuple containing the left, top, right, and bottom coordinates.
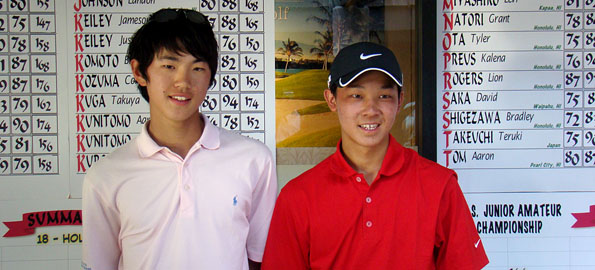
(360, 53, 381, 60)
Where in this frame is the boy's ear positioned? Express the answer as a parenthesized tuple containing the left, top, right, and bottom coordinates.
(324, 89, 337, 112)
(130, 59, 147, 86)
(397, 89, 404, 109)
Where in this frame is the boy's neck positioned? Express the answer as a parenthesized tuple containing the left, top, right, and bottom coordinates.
(147, 113, 204, 159)
(340, 137, 389, 185)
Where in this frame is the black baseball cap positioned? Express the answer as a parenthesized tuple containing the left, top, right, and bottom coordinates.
(328, 42, 403, 89)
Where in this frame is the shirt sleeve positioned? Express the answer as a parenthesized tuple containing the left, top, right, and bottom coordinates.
(261, 184, 310, 270)
(435, 174, 489, 270)
(82, 171, 121, 270)
(246, 152, 278, 262)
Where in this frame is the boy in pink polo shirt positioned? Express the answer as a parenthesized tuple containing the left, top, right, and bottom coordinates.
(262, 42, 488, 269)
(82, 9, 276, 270)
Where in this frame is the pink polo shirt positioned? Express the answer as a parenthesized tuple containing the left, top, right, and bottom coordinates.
(82, 116, 277, 270)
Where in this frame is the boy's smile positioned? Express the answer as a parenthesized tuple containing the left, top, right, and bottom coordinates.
(325, 71, 403, 151)
(131, 49, 211, 126)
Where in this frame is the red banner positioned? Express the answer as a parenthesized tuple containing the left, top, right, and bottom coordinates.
(3, 210, 82, 237)
(571, 205, 595, 228)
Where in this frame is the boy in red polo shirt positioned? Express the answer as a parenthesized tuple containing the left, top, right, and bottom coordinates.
(262, 42, 488, 269)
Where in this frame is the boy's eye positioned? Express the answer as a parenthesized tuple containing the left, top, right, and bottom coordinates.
(163, 64, 174, 69)
(350, 94, 361, 98)
(380, 95, 392, 99)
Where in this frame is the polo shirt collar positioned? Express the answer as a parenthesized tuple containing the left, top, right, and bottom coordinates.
(330, 135, 405, 178)
(137, 114, 220, 158)
(197, 114, 220, 150)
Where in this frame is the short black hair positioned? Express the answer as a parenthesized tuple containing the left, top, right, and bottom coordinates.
(127, 9, 218, 102)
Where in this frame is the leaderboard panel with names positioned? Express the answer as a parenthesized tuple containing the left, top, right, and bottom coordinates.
(438, 1, 595, 269)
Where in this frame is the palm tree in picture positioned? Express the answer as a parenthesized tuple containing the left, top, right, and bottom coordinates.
(310, 30, 333, 70)
(278, 38, 303, 72)
(307, 0, 332, 32)
(307, 0, 337, 57)
(307, 0, 379, 54)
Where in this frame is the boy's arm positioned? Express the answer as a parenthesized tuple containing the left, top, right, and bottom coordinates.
(246, 153, 278, 263)
(248, 260, 261, 270)
(82, 173, 121, 270)
(435, 175, 489, 270)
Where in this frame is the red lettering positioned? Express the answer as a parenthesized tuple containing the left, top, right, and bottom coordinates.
(75, 54, 84, 72)
(444, 130, 451, 148)
(75, 34, 84, 52)
(443, 91, 450, 109)
(443, 150, 452, 167)
(443, 0, 453, 11)
(443, 72, 452, 89)
(74, 0, 82, 12)
(76, 94, 85, 113)
(76, 114, 86, 132)
(443, 52, 451, 70)
(77, 154, 86, 173)
(443, 111, 451, 129)
(77, 134, 86, 152)
(76, 74, 85, 92)
(74, 14, 83, 32)
(442, 33, 451, 50)
(443, 13, 453, 31)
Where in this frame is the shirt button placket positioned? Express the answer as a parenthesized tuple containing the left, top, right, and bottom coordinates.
(180, 163, 192, 214)
(366, 196, 372, 229)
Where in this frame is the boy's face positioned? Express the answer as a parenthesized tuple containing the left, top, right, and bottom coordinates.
(131, 49, 211, 125)
(324, 70, 403, 150)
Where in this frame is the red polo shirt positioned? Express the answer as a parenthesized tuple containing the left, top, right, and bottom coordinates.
(262, 136, 488, 270)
